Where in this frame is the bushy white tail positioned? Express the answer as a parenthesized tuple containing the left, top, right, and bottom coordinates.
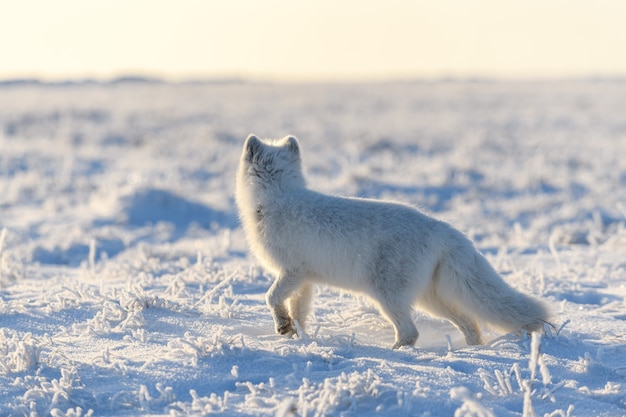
(435, 249, 549, 337)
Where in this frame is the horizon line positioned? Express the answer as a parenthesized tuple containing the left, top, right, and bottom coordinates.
(2, 73, 626, 87)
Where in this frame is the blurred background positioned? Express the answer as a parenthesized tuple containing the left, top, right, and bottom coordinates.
(2, 0, 626, 82)
(1, 0, 626, 256)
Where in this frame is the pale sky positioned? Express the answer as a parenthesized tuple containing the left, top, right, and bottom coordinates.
(2, 0, 626, 81)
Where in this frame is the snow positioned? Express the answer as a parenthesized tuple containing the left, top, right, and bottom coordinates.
(1, 80, 625, 416)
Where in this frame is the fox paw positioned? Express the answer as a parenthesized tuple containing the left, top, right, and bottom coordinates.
(276, 319, 296, 338)
(391, 335, 419, 349)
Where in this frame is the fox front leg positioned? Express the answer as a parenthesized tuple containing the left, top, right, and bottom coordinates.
(266, 274, 302, 337)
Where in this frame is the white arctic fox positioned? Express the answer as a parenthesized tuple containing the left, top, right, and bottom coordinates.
(236, 134, 549, 349)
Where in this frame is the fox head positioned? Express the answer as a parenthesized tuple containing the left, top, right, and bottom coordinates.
(238, 134, 306, 192)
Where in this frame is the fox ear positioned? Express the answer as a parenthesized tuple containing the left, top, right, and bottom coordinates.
(284, 135, 300, 154)
(244, 134, 262, 162)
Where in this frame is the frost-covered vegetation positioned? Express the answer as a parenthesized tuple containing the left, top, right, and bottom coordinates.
(0, 81, 625, 416)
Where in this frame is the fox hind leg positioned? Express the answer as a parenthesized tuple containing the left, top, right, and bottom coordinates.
(444, 308, 482, 345)
(378, 301, 419, 349)
(421, 290, 483, 345)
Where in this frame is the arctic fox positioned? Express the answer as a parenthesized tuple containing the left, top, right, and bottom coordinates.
(235, 134, 549, 349)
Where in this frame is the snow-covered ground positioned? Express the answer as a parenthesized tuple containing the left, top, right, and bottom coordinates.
(1, 80, 625, 416)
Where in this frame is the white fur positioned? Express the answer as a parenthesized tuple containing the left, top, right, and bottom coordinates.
(236, 134, 550, 349)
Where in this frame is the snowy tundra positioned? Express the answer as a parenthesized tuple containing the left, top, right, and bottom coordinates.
(0, 80, 625, 416)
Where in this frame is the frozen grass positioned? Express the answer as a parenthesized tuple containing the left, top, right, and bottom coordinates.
(0, 80, 625, 416)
